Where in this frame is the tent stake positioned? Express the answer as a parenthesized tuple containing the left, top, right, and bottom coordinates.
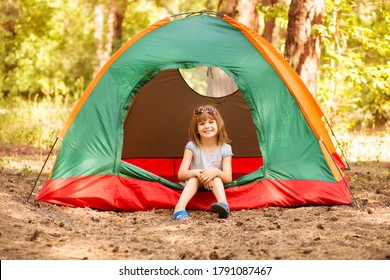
(319, 137, 360, 208)
(26, 136, 60, 204)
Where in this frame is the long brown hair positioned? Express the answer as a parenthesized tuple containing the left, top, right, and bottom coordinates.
(188, 105, 230, 147)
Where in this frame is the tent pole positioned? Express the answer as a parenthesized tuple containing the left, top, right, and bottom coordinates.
(26, 136, 60, 204)
(319, 137, 360, 208)
(170, 10, 224, 20)
(323, 115, 351, 170)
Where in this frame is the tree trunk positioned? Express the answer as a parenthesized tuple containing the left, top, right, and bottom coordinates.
(284, 0, 325, 97)
(261, 0, 278, 43)
(94, 5, 109, 75)
(218, 0, 260, 32)
(2, 0, 19, 94)
(93, 1, 126, 76)
(112, 1, 126, 53)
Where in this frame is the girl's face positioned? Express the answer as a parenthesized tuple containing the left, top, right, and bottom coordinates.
(197, 118, 218, 140)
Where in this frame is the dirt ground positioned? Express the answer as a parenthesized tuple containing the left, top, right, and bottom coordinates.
(0, 143, 389, 260)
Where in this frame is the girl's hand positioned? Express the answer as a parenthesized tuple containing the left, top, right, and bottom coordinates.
(203, 179, 214, 190)
(193, 169, 203, 178)
(199, 168, 218, 185)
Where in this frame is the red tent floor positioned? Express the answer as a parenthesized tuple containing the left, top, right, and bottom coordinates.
(37, 175, 352, 211)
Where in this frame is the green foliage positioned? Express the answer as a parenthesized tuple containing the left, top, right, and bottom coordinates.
(258, 1, 289, 27)
(0, 0, 218, 100)
(0, 0, 95, 98)
(257, 1, 289, 53)
(318, 0, 390, 131)
(258, 0, 389, 131)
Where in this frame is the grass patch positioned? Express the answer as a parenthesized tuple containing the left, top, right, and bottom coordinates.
(0, 96, 73, 150)
(336, 131, 389, 163)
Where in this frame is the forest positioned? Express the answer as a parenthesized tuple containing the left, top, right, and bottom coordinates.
(0, 0, 389, 150)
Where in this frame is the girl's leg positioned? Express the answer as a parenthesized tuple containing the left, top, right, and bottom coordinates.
(174, 178, 200, 213)
(211, 177, 227, 203)
(211, 177, 230, 218)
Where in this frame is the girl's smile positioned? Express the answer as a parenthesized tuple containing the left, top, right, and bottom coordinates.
(197, 119, 218, 138)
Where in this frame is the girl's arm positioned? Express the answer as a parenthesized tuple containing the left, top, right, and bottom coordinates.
(220, 155, 233, 183)
(199, 156, 233, 184)
(177, 149, 202, 181)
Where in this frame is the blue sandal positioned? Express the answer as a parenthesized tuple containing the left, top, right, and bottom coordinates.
(211, 202, 230, 218)
(172, 210, 191, 221)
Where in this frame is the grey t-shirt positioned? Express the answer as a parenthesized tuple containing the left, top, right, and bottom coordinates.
(185, 141, 233, 170)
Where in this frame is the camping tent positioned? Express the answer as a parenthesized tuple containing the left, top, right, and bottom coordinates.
(36, 11, 352, 211)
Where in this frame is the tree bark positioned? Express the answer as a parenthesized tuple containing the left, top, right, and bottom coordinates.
(2, 1, 18, 67)
(93, 4, 109, 75)
(112, 0, 127, 53)
(218, 0, 260, 32)
(261, 0, 278, 43)
(284, 0, 325, 97)
(93, 1, 127, 76)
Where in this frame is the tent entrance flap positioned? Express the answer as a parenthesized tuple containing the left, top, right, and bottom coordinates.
(119, 160, 182, 190)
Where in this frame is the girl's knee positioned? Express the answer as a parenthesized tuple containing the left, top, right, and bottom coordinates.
(186, 177, 201, 188)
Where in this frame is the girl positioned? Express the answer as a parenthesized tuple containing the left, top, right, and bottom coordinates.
(173, 105, 233, 220)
